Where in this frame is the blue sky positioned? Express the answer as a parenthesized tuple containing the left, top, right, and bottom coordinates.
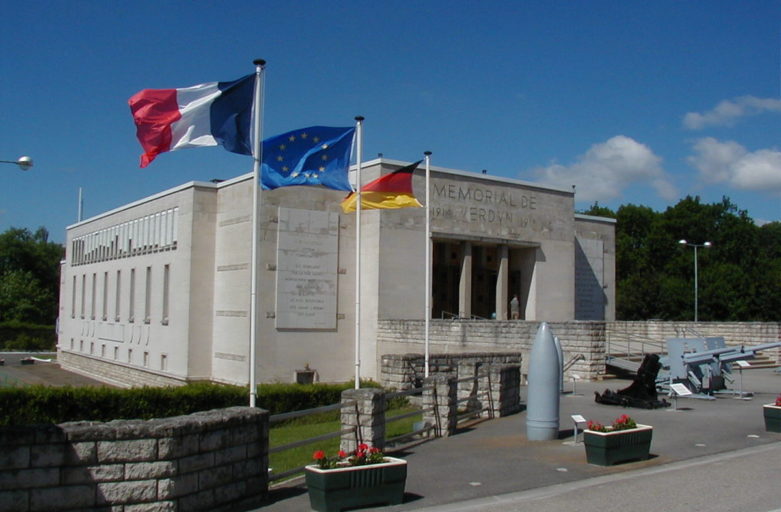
(2, 1, 781, 243)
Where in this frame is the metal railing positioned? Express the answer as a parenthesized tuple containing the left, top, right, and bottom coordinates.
(384, 386, 434, 446)
(454, 370, 494, 424)
(268, 400, 357, 482)
(606, 329, 667, 359)
(267, 388, 436, 482)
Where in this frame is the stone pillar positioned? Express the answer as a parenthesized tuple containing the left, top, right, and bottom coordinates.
(422, 374, 457, 437)
(458, 242, 472, 318)
(496, 244, 509, 320)
(340, 388, 386, 453)
(487, 364, 522, 417)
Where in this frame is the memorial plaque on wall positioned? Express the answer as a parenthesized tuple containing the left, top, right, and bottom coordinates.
(275, 207, 339, 329)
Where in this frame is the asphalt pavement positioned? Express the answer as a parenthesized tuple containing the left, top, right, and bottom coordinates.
(259, 368, 781, 512)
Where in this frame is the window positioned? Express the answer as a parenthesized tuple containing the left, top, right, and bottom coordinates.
(91, 273, 96, 320)
(143, 351, 149, 367)
(160, 354, 168, 371)
(128, 348, 133, 364)
(79, 340, 84, 351)
(90, 342, 94, 355)
(102, 272, 108, 321)
(162, 264, 170, 325)
(80, 275, 86, 319)
(101, 344, 106, 358)
(71, 276, 76, 318)
(129, 268, 136, 322)
(144, 266, 152, 324)
(113, 346, 118, 360)
(115, 270, 121, 322)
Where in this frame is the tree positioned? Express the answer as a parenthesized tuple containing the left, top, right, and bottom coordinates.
(612, 197, 781, 321)
(0, 227, 63, 324)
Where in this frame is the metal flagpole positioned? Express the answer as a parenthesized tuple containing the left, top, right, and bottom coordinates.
(424, 152, 432, 378)
(249, 58, 266, 407)
(353, 116, 364, 389)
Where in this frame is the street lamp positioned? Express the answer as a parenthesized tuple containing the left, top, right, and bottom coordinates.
(678, 239, 712, 322)
(0, 156, 33, 171)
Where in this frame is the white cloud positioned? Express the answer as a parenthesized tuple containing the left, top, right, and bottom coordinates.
(528, 135, 677, 202)
(688, 137, 781, 193)
(683, 96, 781, 130)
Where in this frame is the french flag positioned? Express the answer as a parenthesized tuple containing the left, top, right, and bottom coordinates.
(129, 74, 255, 167)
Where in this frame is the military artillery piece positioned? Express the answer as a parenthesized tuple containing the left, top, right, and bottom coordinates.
(663, 337, 781, 399)
(599, 337, 781, 407)
(595, 354, 670, 409)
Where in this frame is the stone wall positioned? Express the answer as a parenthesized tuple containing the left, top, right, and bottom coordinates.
(607, 321, 781, 362)
(377, 319, 781, 384)
(0, 407, 268, 512)
(380, 352, 522, 391)
(377, 319, 605, 383)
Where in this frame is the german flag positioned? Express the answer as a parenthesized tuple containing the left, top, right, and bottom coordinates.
(341, 160, 423, 213)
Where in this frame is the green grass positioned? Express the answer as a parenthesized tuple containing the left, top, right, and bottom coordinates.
(269, 406, 422, 478)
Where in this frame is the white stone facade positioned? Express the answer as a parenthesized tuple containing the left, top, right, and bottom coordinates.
(57, 158, 615, 387)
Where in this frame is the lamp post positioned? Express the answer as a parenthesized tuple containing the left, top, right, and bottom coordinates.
(678, 239, 712, 322)
(0, 156, 33, 171)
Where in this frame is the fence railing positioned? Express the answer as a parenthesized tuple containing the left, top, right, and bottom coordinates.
(268, 401, 358, 482)
(267, 363, 522, 483)
(454, 370, 495, 423)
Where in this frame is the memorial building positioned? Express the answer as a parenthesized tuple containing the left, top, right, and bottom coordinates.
(57, 158, 615, 387)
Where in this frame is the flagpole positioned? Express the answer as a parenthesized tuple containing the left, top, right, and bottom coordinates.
(249, 58, 266, 407)
(424, 152, 432, 378)
(353, 116, 364, 389)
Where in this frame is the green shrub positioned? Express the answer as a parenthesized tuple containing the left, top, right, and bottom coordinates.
(0, 380, 393, 426)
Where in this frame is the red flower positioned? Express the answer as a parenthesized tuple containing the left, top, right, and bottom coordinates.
(338, 450, 347, 458)
(313, 450, 325, 461)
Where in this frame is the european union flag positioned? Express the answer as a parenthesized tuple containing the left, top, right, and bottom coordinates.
(261, 126, 355, 190)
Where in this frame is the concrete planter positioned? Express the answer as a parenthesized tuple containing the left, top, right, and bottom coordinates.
(763, 404, 781, 433)
(583, 424, 653, 466)
(305, 456, 407, 512)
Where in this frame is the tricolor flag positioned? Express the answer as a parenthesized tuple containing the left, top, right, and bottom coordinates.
(341, 160, 423, 213)
(262, 126, 355, 191)
(129, 74, 255, 167)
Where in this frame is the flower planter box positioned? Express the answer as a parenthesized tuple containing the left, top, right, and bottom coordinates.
(763, 404, 781, 433)
(305, 456, 407, 512)
(583, 424, 653, 466)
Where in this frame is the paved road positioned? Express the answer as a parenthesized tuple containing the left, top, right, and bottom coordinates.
(415, 442, 781, 512)
(259, 368, 781, 512)
(0, 352, 109, 387)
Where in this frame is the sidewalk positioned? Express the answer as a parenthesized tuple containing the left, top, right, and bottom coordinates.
(258, 368, 781, 511)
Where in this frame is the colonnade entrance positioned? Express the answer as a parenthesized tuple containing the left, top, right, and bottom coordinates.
(431, 239, 535, 320)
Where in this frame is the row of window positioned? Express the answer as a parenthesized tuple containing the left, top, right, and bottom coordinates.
(70, 264, 171, 325)
(71, 208, 178, 266)
(69, 338, 168, 370)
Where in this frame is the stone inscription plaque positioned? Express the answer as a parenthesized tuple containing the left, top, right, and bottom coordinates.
(275, 208, 339, 329)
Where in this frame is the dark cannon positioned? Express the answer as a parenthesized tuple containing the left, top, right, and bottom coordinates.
(595, 354, 670, 409)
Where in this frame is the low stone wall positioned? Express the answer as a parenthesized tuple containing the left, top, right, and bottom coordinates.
(381, 352, 522, 390)
(377, 320, 604, 383)
(377, 320, 781, 383)
(0, 407, 268, 512)
(607, 321, 781, 363)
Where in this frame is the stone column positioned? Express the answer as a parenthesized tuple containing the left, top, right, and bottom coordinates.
(458, 242, 472, 318)
(487, 364, 522, 417)
(496, 244, 509, 320)
(422, 374, 457, 437)
(340, 388, 386, 453)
